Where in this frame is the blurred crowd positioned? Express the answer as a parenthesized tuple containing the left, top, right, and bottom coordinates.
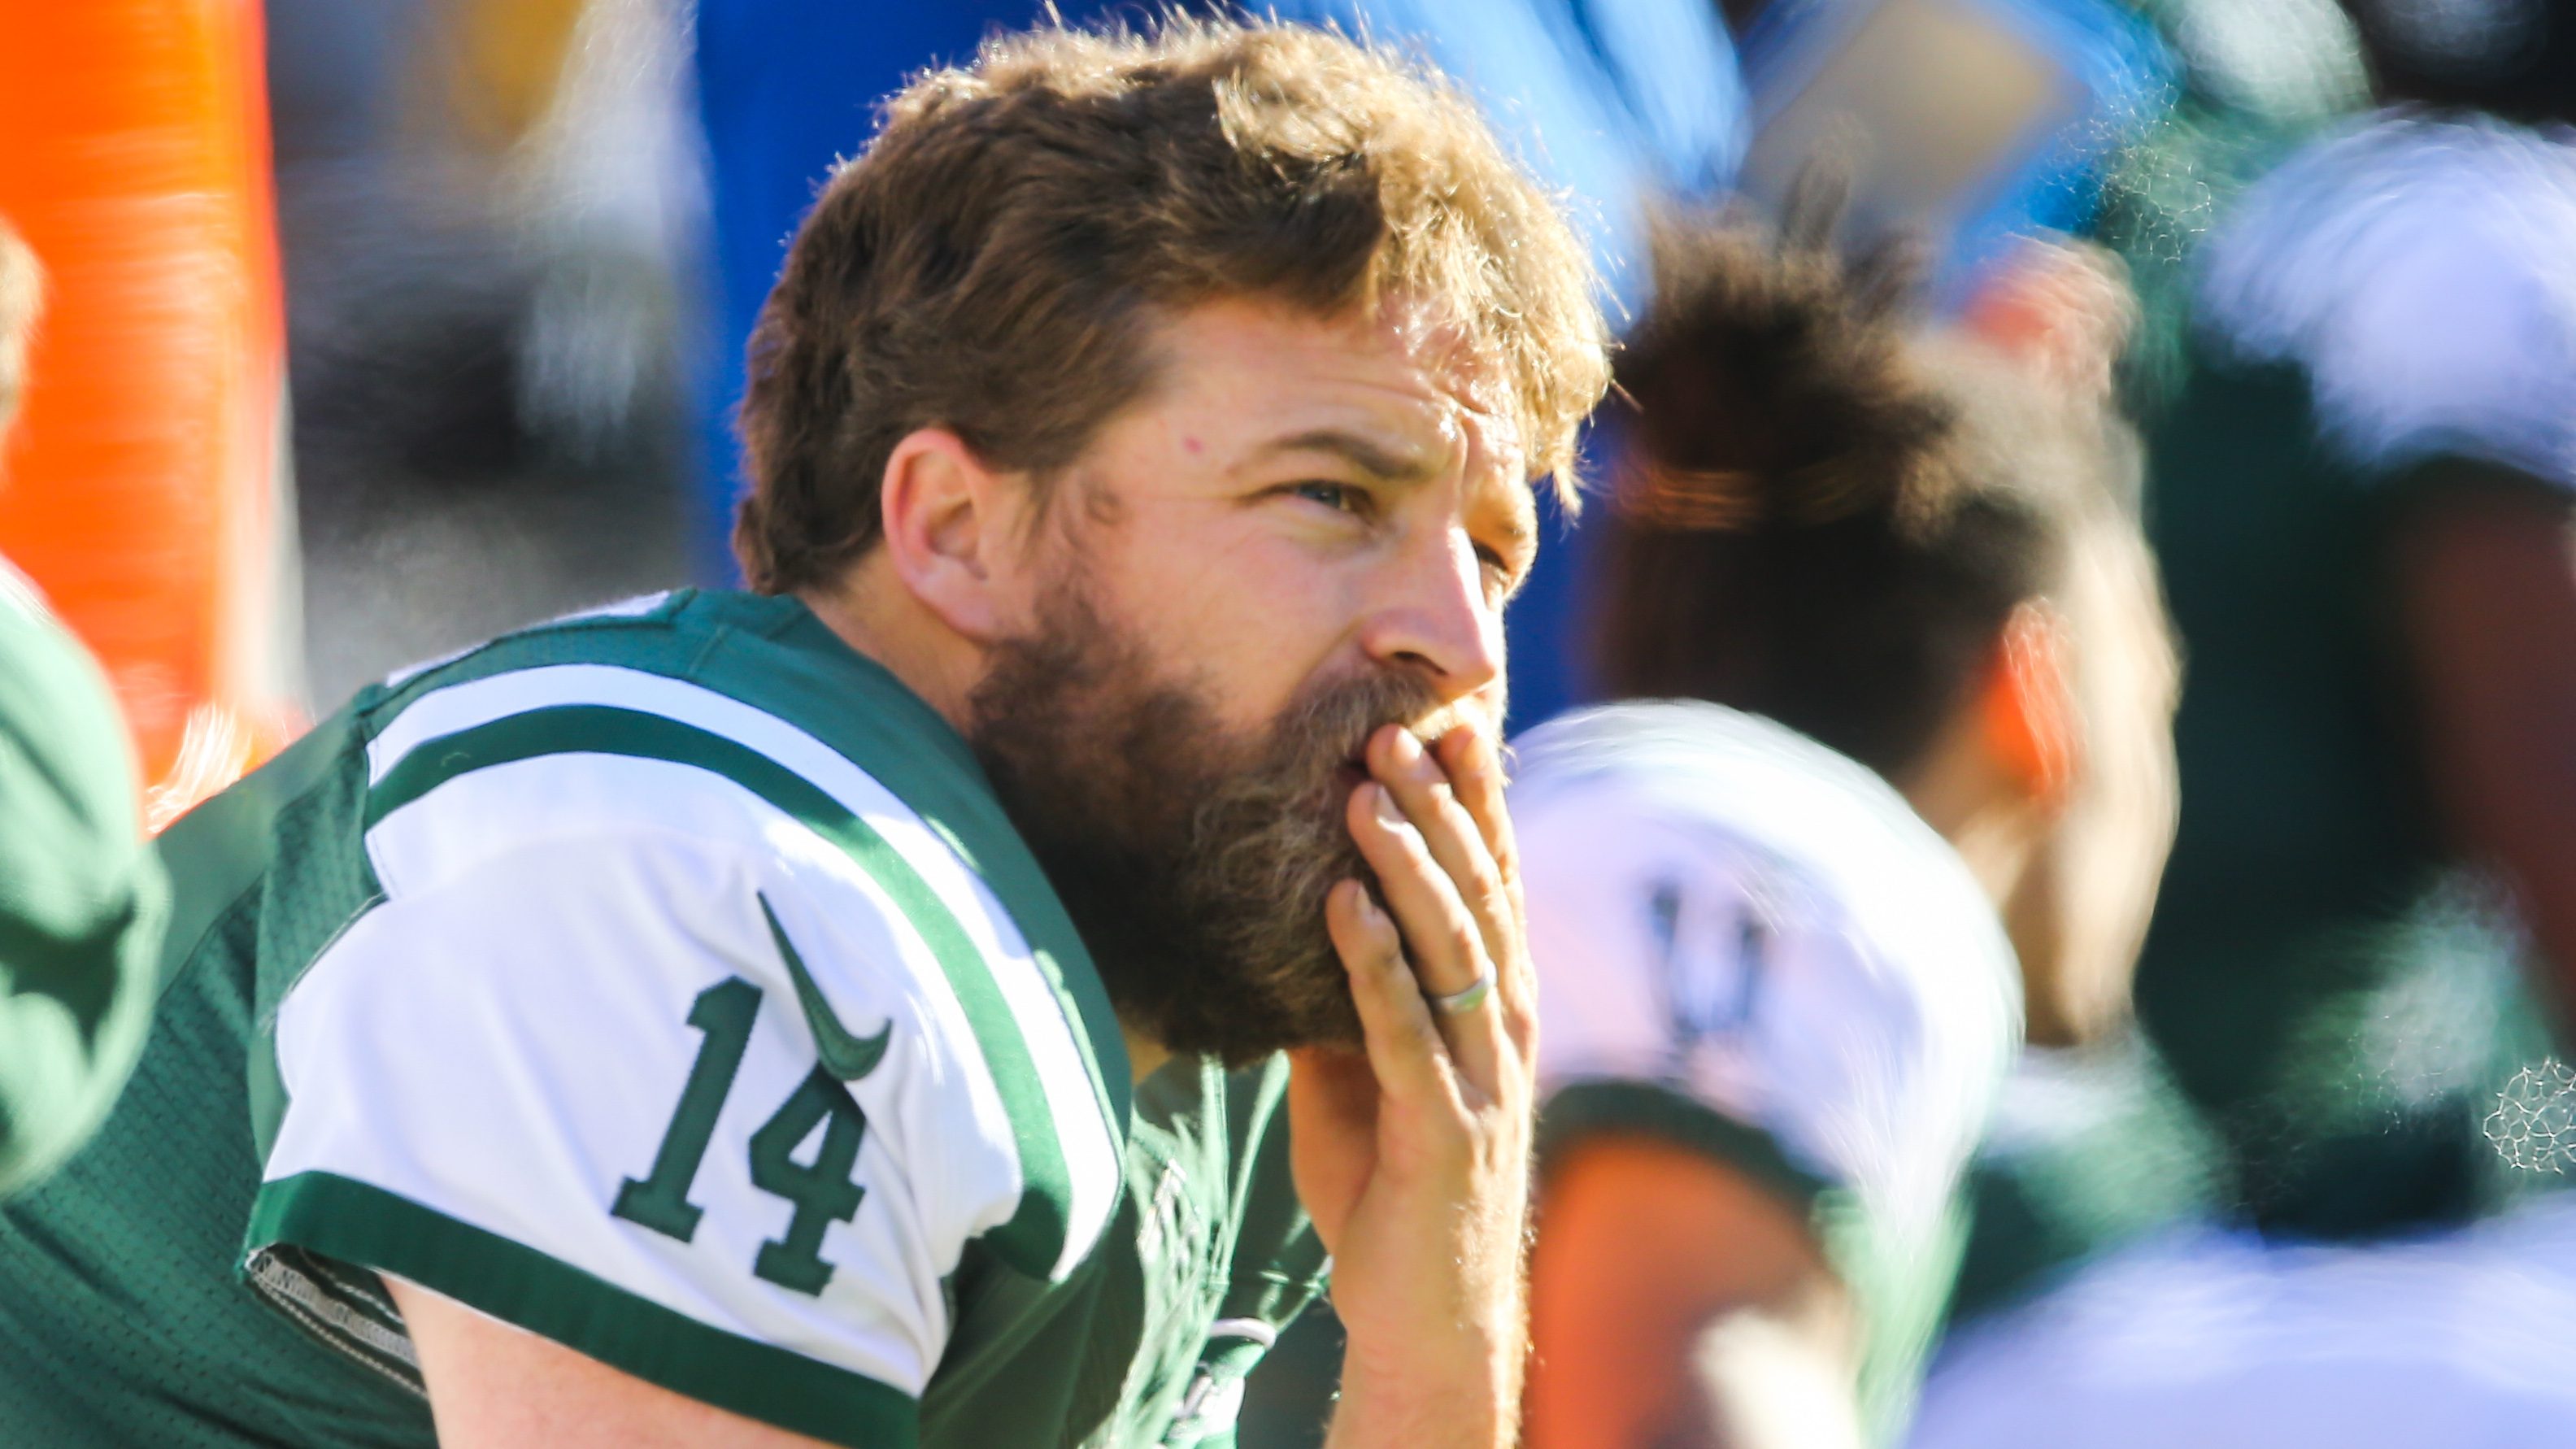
(6, 1, 2576, 1446)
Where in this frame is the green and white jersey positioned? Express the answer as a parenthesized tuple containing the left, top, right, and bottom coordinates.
(0, 561, 167, 1199)
(0, 589, 1325, 1449)
(1512, 703, 2022, 1442)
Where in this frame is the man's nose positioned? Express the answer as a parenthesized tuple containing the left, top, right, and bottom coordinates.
(1357, 528, 1504, 703)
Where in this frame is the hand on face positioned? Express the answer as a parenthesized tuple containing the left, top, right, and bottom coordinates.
(1286, 718, 1538, 1448)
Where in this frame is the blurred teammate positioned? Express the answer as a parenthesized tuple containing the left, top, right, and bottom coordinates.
(0, 22, 1605, 1448)
(1909, 1188, 2576, 1448)
(0, 221, 168, 1199)
(1517, 219, 2178, 1447)
(2105, 0, 2576, 1248)
(1901, 7, 2576, 1443)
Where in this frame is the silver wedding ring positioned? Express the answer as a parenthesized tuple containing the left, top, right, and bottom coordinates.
(1427, 963, 1497, 1016)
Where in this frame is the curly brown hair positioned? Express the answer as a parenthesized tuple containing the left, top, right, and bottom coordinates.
(733, 16, 1608, 594)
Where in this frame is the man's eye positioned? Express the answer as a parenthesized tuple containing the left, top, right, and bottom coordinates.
(1287, 481, 1364, 514)
(1477, 546, 1521, 595)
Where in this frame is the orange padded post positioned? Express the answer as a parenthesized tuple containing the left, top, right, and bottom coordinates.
(0, 0, 299, 828)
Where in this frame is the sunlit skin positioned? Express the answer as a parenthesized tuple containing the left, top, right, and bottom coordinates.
(1529, 1139, 1858, 1449)
(1090, 302, 1536, 740)
(390, 297, 1552, 1449)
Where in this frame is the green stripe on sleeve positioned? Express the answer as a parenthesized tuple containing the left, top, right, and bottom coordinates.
(366, 704, 1078, 1278)
(1538, 1077, 1833, 1217)
(356, 590, 1130, 1168)
(248, 1172, 919, 1449)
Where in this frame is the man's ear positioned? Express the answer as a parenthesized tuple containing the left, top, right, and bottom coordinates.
(877, 427, 1018, 643)
(1978, 603, 2078, 807)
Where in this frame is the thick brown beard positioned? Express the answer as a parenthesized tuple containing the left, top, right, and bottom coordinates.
(967, 582, 1452, 1066)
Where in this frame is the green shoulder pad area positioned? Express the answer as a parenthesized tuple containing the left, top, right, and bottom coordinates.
(365, 588, 1129, 1162)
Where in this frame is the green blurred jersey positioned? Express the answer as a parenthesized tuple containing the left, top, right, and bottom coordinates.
(0, 561, 165, 1199)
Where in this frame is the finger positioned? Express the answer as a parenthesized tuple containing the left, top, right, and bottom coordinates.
(1432, 724, 1538, 1034)
(1370, 724, 1513, 968)
(1325, 879, 1454, 1108)
(1433, 721, 1517, 881)
(1346, 778, 1482, 1000)
(1346, 783, 1510, 1095)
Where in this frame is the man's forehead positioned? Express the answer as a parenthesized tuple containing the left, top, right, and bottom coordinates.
(1158, 298, 1527, 457)
(1371, 326, 1541, 534)
(1144, 306, 1535, 550)
(1354, 295, 1526, 446)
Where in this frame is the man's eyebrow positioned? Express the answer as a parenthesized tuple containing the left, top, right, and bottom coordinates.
(1243, 428, 1443, 485)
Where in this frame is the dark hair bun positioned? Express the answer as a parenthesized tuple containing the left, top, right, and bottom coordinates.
(1594, 206, 2122, 781)
(1615, 211, 1958, 537)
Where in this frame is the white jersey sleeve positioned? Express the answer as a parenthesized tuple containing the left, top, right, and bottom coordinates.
(2198, 115, 2576, 489)
(1516, 704, 2019, 1248)
(246, 749, 1068, 1442)
(1525, 791, 1952, 1224)
(1515, 704, 2022, 1434)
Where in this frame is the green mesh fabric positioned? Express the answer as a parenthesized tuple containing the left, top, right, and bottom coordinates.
(0, 886, 430, 1447)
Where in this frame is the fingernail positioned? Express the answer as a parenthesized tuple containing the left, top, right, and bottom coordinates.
(1352, 886, 1384, 927)
(1372, 784, 1407, 830)
(1389, 728, 1425, 766)
(1448, 726, 1486, 769)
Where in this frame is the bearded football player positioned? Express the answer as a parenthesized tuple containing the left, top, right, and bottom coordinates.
(0, 20, 1605, 1449)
